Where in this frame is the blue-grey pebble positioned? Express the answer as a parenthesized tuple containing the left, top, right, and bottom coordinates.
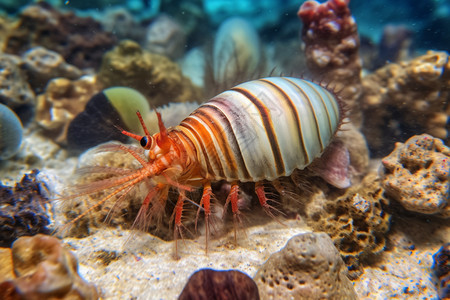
(0, 103, 23, 159)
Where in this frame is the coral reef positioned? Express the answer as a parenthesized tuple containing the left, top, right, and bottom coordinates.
(179, 269, 260, 300)
(4, 2, 116, 69)
(35, 76, 100, 144)
(381, 134, 450, 218)
(145, 14, 186, 60)
(0, 53, 35, 121)
(97, 40, 202, 107)
(278, 172, 390, 278)
(22, 46, 82, 92)
(98, 7, 145, 42)
(298, 0, 363, 125)
(67, 87, 150, 152)
(361, 51, 450, 156)
(0, 103, 23, 160)
(0, 170, 51, 247)
(433, 243, 450, 299)
(0, 234, 98, 300)
(254, 232, 357, 299)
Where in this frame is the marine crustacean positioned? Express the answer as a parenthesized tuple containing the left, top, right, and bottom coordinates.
(63, 77, 344, 256)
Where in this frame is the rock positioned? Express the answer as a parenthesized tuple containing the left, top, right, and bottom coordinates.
(22, 46, 82, 92)
(4, 2, 116, 69)
(35, 75, 100, 144)
(254, 232, 357, 300)
(0, 53, 35, 122)
(97, 40, 203, 108)
(381, 134, 450, 218)
(179, 269, 260, 300)
(0, 234, 98, 300)
(361, 51, 450, 156)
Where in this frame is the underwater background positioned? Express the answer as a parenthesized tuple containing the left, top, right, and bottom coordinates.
(0, 0, 449, 299)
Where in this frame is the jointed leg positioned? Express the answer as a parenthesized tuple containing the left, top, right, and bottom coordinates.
(224, 181, 242, 243)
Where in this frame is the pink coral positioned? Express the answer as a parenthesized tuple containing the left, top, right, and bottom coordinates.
(298, 0, 362, 125)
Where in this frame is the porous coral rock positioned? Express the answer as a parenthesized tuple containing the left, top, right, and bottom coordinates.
(4, 2, 116, 69)
(179, 269, 260, 300)
(22, 46, 83, 92)
(0, 53, 35, 121)
(0, 234, 98, 300)
(254, 232, 357, 300)
(361, 51, 450, 156)
(280, 172, 390, 278)
(381, 134, 450, 218)
(35, 75, 100, 144)
(97, 40, 203, 107)
(298, 0, 363, 125)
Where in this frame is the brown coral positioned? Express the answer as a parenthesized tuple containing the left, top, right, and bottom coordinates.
(254, 232, 357, 300)
(298, 0, 363, 125)
(0, 234, 98, 300)
(361, 51, 450, 156)
(4, 2, 116, 69)
(381, 134, 450, 218)
(285, 173, 390, 278)
(35, 76, 100, 144)
(97, 40, 203, 107)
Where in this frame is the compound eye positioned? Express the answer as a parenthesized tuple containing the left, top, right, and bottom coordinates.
(140, 136, 149, 148)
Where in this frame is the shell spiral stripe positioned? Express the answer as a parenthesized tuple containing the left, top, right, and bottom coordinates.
(175, 77, 341, 182)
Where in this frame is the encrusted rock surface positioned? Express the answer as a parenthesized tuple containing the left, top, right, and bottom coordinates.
(35, 75, 100, 144)
(4, 3, 116, 69)
(381, 134, 450, 218)
(97, 40, 203, 108)
(0, 234, 98, 300)
(254, 232, 357, 300)
(361, 51, 450, 156)
(22, 46, 82, 92)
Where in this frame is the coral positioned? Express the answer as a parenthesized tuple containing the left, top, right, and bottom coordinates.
(4, 2, 116, 69)
(254, 232, 357, 300)
(298, 0, 363, 125)
(22, 46, 82, 92)
(0, 53, 35, 121)
(361, 51, 450, 156)
(97, 40, 202, 107)
(0, 170, 51, 247)
(67, 87, 150, 152)
(433, 243, 450, 299)
(381, 134, 450, 218)
(179, 269, 260, 300)
(281, 172, 390, 278)
(0, 103, 23, 160)
(35, 75, 100, 144)
(145, 14, 186, 60)
(0, 234, 98, 300)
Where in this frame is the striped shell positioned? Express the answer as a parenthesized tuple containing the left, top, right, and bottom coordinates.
(176, 77, 341, 182)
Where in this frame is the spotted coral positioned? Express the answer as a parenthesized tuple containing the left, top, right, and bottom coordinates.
(381, 134, 450, 218)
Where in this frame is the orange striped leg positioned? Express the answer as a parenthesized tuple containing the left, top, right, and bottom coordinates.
(224, 181, 241, 243)
(196, 182, 212, 253)
(173, 192, 186, 259)
(255, 182, 284, 222)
